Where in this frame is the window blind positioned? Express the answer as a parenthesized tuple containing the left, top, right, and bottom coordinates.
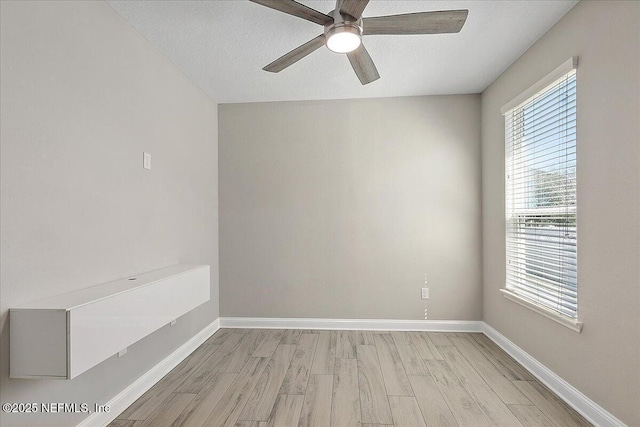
(504, 66, 578, 320)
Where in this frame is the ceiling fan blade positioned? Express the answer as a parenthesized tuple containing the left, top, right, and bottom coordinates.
(250, 0, 332, 26)
(363, 10, 468, 35)
(347, 43, 379, 85)
(263, 34, 326, 73)
(340, 0, 370, 19)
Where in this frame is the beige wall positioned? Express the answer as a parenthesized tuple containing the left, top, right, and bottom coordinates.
(219, 95, 482, 320)
(481, 1, 640, 424)
(0, 2, 218, 426)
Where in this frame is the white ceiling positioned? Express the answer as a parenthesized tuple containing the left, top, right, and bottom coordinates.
(106, 0, 578, 104)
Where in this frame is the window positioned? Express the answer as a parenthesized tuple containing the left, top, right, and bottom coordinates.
(501, 58, 581, 331)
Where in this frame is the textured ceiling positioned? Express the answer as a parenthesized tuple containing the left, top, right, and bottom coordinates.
(106, 0, 578, 103)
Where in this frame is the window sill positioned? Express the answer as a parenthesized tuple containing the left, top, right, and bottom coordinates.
(500, 289, 583, 333)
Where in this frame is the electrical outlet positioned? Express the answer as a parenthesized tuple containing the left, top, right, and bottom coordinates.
(421, 287, 429, 300)
(118, 347, 127, 358)
(170, 319, 177, 327)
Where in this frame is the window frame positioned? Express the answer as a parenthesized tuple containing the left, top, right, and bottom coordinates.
(500, 57, 583, 333)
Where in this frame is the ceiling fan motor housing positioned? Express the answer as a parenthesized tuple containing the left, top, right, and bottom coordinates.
(324, 9, 363, 53)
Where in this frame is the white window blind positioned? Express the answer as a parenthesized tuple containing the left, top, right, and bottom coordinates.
(504, 62, 578, 320)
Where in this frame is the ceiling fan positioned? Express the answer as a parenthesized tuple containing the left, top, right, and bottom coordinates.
(250, 0, 469, 85)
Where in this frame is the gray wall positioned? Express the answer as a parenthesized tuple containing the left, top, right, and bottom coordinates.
(481, 1, 640, 424)
(0, 2, 219, 426)
(219, 96, 482, 320)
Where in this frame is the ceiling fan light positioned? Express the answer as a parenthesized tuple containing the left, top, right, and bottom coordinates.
(326, 26, 361, 53)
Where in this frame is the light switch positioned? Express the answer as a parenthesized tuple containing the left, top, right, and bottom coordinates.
(143, 152, 151, 170)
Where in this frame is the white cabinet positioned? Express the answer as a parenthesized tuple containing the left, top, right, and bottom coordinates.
(10, 264, 210, 379)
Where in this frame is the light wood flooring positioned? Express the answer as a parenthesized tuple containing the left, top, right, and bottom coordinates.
(110, 329, 592, 427)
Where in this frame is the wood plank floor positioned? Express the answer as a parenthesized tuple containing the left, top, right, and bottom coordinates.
(110, 330, 592, 427)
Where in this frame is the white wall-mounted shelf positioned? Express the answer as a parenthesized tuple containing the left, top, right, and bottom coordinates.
(10, 264, 210, 379)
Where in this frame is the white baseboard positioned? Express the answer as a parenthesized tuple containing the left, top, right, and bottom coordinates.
(77, 318, 220, 427)
(482, 323, 627, 427)
(219, 316, 483, 332)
